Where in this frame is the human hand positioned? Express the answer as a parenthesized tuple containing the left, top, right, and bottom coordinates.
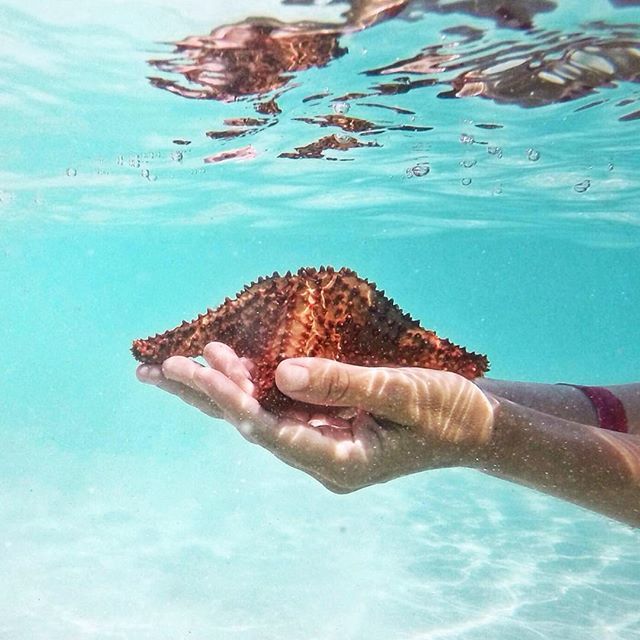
(136, 342, 496, 493)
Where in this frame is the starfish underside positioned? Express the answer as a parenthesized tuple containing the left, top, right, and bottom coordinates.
(132, 266, 489, 414)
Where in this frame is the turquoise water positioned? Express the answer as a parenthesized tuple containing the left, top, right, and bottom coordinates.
(2, 1, 640, 638)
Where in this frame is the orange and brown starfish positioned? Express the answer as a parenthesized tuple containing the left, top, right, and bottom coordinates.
(132, 266, 488, 414)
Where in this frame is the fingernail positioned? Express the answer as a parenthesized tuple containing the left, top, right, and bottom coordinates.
(277, 362, 310, 392)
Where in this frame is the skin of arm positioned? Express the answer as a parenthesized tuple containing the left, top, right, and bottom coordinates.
(477, 378, 640, 435)
(136, 342, 640, 527)
(481, 399, 640, 527)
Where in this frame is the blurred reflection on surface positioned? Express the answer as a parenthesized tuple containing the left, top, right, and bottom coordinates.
(148, 0, 640, 161)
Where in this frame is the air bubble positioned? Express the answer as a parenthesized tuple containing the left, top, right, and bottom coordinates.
(607, 162, 614, 171)
(461, 177, 472, 186)
(332, 101, 350, 115)
(405, 162, 431, 178)
(493, 184, 503, 195)
(407, 162, 430, 177)
(170, 151, 184, 163)
(574, 179, 591, 193)
(527, 148, 540, 162)
(461, 159, 477, 168)
(487, 145, 503, 158)
(66, 168, 77, 177)
(460, 133, 474, 144)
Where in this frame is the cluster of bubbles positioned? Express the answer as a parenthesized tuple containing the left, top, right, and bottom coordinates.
(402, 132, 605, 197)
(461, 156, 475, 187)
(63, 151, 185, 181)
(59, 131, 603, 199)
(111, 148, 188, 181)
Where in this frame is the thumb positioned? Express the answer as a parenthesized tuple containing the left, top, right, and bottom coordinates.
(276, 358, 359, 406)
(276, 358, 495, 444)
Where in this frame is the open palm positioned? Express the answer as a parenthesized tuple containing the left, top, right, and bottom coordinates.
(136, 342, 495, 492)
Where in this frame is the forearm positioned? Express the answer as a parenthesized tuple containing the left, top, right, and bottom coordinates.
(478, 398, 640, 527)
(477, 379, 640, 434)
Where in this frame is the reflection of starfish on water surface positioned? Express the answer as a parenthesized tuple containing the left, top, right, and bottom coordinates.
(147, 0, 640, 163)
(373, 35, 640, 108)
(146, 4, 406, 160)
(146, 0, 558, 111)
(148, 19, 347, 102)
(132, 267, 488, 416)
(278, 134, 381, 159)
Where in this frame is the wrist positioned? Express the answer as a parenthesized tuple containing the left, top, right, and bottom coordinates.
(471, 396, 548, 475)
(436, 384, 500, 470)
(468, 394, 508, 469)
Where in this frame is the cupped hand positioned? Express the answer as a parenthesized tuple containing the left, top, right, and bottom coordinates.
(136, 342, 496, 493)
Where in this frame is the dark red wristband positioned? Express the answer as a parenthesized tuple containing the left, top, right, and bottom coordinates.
(563, 385, 629, 433)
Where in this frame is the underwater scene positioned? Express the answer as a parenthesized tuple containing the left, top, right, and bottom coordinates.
(1, 0, 640, 638)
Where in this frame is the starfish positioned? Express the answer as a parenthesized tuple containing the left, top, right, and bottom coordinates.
(132, 266, 489, 415)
